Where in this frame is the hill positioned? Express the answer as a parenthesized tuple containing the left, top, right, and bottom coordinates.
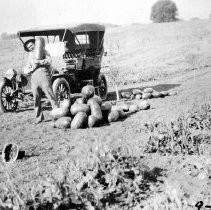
(0, 19, 211, 83)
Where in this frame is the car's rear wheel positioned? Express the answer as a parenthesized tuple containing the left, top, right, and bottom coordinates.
(52, 78, 71, 105)
(98, 74, 107, 100)
(0, 80, 18, 113)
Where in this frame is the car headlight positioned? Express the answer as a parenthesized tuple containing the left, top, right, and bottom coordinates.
(5, 69, 17, 80)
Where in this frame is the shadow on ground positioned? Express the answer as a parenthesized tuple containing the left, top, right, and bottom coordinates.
(11, 83, 180, 113)
(107, 83, 180, 101)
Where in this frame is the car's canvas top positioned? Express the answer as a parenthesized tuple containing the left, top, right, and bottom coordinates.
(18, 23, 105, 37)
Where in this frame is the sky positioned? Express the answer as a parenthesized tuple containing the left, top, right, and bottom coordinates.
(0, 0, 210, 34)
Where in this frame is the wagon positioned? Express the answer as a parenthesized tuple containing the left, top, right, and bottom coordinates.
(0, 23, 108, 112)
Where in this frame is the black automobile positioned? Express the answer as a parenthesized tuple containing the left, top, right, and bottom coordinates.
(0, 23, 108, 112)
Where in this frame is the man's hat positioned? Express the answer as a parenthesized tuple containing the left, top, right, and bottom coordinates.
(24, 38, 35, 52)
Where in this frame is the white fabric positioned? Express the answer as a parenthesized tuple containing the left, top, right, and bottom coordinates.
(45, 42, 65, 57)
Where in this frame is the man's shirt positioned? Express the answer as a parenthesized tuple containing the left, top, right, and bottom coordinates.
(24, 50, 52, 75)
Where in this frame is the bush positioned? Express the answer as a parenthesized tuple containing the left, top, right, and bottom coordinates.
(150, 0, 178, 23)
(144, 102, 211, 155)
(0, 146, 163, 210)
(0, 32, 17, 40)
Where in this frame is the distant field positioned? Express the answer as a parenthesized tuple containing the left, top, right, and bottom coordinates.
(0, 19, 211, 84)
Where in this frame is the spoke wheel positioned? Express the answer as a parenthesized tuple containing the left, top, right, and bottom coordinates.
(98, 74, 108, 100)
(2, 143, 19, 163)
(0, 82, 18, 113)
(52, 78, 70, 105)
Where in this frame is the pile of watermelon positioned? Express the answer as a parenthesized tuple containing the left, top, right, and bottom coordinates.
(50, 85, 151, 129)
(121, 88, 177, 100)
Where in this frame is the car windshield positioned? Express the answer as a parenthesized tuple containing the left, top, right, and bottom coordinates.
(45, 42, 65, 57)
(21, 35, 65, 69)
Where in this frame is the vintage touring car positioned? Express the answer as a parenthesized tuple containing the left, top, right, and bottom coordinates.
(0, 23, 108, 112)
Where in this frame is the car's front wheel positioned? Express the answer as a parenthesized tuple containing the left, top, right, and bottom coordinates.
(0, 79, 18, 113)
(52, 78, 71, 105)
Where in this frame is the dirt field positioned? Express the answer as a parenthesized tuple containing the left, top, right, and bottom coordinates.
(0, 20, 211, 209)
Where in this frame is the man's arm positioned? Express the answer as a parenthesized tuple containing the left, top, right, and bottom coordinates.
(23, 53, 37, 75)
(34, 50, 52, 66)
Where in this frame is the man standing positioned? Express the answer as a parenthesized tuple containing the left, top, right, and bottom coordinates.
(24, 37, 58, 124)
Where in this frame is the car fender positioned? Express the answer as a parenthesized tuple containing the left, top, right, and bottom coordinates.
(0, 77, 12, 87)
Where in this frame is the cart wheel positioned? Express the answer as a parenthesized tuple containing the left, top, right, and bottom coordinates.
(52, 78, 71, 105)
(2, 143, 19, 163)
(98, 74, 107, 100)
(0, 81, 18, 113)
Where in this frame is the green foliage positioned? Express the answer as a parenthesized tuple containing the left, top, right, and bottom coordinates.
(144, 102, 211, 155)
(0, 147, 164, 210)
(150, 0, 178, 23)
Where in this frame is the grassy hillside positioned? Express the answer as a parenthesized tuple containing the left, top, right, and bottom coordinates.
(103, 19, 211, 84)
(0, 20, 211, 84)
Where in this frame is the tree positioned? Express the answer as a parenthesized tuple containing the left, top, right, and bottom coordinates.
(1, 32, 17, 40)
(1, 32, 8, 40)
(150, 0, 178, 23)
